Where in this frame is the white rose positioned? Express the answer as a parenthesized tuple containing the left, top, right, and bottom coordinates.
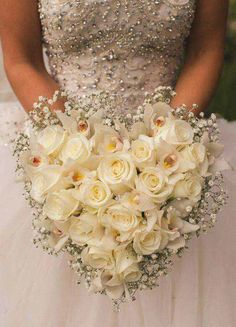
(69, 213, 99, 246)
(99, 203, 140, 236)
(135, 167, 173, 203)
(89, 270, 124, 300)
(133, 230, 161, 255)
(178, 143, 209, 175)
(30, 165, 62, 203)
(43, 189, 79, 221)
(115, 248, 141, 283)
(89, 249, 141, 300)
(81, 246, 114, 269)
(98, 153, 136, 194)
(172, 174, 202, 202)
(180, 143, 206, 165)
(163, 119, 194, 145)
(131, 135, 156, 168)
(59, 134, 91, 164)
(37, 125, 66, 156)
(76, 179, 112, 208)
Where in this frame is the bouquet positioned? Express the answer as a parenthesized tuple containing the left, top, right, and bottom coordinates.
(14, 87, 227, 310)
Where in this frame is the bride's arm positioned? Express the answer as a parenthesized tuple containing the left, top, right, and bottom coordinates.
(171, 0, 229, 113)
(0, 0, 64, 112)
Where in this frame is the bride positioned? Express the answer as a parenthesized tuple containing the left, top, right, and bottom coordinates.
(0, 0, 235, 326)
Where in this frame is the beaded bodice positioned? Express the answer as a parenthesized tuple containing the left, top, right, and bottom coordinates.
(38, 0, 196, 111)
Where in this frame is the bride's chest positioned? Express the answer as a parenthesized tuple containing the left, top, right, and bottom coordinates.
(38, 0, 196, 51)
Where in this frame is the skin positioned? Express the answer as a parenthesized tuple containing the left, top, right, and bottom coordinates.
(171, 0, 229, 113)
(0, 0, 229, 113)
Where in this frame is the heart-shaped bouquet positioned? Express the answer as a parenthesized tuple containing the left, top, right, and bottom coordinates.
(13, 87, 227, 310)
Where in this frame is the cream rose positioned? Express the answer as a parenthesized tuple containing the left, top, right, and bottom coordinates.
(89, 251, 141, 299)
(37, 125, 66, 156)
(69, 213, 98, 246)
(98, 153, 136, 194)
(81, 246, 114, 269)
(180, 143, 206, 165)
(180, 143, 209, 176)
(115, 248, 141, 283)
(121, 262, 141, 283)
(164, 119, 194, 145)
(133, 230, 161, 255)
(30, 165, 62, 203)
(59, 134, 91, 164)
(99, 203, 140, 235)
(131, 135, 156, 168)
(43, 189, 79, 221)
(89, 271, 124, 300)
(135, 167, 172, 203)
(172, 174, 202, 202)
(75, 179, 112, 208)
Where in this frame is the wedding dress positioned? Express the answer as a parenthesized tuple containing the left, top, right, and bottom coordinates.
(0, 1, 236, 326)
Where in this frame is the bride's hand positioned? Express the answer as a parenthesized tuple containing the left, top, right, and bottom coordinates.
(170, 0, 229, 115)
(0, 0, 63, 113)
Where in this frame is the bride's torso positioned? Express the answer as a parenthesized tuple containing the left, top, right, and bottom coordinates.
(38, 0, 196, 111)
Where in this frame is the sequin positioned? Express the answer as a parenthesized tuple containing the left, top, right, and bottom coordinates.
(38, 0, 196, 111)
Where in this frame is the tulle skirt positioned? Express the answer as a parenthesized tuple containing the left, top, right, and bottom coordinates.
(0, 104, 236, 327)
